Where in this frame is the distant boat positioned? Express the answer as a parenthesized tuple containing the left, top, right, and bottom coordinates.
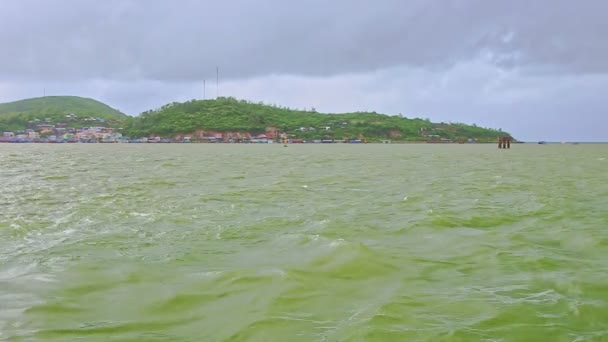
(538, 141, 547, 144)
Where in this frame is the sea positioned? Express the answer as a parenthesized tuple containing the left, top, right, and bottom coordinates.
(1, 143, 607, 341)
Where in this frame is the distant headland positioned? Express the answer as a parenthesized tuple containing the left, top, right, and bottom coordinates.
(1, 96, 514, 144)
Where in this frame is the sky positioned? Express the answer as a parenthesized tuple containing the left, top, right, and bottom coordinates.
(0, 0, 606, 141)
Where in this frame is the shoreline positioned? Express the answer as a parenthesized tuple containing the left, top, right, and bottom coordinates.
(1, 141, 594, 145)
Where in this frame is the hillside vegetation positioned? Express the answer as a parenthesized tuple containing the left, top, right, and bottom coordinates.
(0, 96, 127, 131)
(122, 97, 510, 142)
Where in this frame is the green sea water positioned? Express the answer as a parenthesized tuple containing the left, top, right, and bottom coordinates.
(1, 144, 607, 341)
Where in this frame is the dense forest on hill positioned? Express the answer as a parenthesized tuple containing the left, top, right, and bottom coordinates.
(1, 96, 511, 142)
(121, 97, 509, 142)
(0, 96, 127, 131)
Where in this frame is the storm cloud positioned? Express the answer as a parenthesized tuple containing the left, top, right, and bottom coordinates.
(0, 0, 607, 141)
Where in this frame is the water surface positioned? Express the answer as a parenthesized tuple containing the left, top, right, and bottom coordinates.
(1, 144, 607, 341)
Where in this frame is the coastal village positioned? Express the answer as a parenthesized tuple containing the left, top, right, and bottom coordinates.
(1, 121, 483, 144)
(0, 114, 484, 144)
(0, 96, 504, 144)
(1, 122, 369, 144)
(1, 114, 126, 143)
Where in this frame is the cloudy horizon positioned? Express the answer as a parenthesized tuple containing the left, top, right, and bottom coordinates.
(1, 0, 606, 141)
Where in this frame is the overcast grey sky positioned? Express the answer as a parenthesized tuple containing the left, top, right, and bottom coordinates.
(0, 0, 606, 141)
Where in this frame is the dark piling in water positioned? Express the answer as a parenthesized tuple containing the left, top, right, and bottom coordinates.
(498, 136, 512, 149)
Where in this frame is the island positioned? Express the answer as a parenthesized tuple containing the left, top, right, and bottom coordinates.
(1, 96, 514, 143)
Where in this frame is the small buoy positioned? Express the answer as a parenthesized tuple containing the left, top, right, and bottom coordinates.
(284, 144, 288, 147)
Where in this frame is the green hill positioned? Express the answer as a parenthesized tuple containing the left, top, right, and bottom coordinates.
(122, 97, 512, 142)
(0, 96, 127, 131)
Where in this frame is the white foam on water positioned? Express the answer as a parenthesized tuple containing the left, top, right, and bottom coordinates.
(190, 270, 223, 279)
(130, 212, 152, 217)
(0, 263, 37, 281)
(29, 273, 57, 283)
(329, 238, 345, 247)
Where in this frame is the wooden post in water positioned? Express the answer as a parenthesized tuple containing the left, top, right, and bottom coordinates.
(498, 136, 512, 149)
